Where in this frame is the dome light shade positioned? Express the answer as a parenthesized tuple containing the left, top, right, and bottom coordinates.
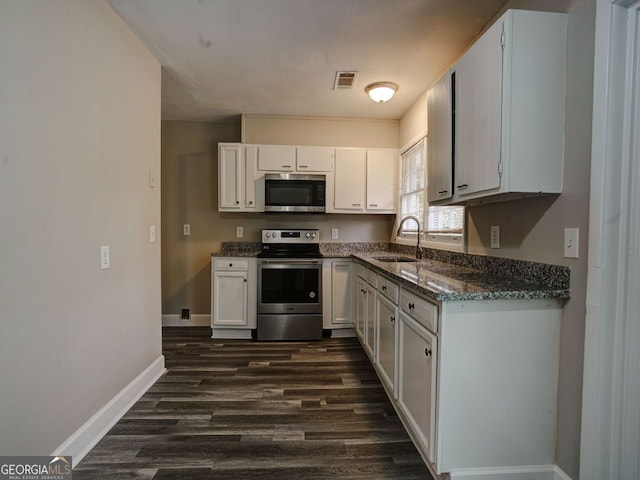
(365, 82, 398, 103)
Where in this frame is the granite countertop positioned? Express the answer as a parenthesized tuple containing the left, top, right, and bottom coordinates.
(352, 252, 571, 303)
(212, 241, 570, 303)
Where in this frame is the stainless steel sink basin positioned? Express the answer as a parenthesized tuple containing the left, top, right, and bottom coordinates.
(372, 256, 416, 263)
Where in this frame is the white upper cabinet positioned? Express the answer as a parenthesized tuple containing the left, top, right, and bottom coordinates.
(333, 148, 367, 211)
(427, 71, 453, 203)
(366, 149, 397, 212)
(257, 145, 296, 171)
(453, 10, 567, 204)
(218, 144, 243, 209)
(218, 143, 263, 212)
(331, 147, 397, 214)
(296, 146, 334, 172)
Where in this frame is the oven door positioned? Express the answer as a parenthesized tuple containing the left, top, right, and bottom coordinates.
(257, 259, 322, 314)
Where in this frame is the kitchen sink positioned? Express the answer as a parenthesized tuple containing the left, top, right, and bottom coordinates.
(372, 255, 416, 263)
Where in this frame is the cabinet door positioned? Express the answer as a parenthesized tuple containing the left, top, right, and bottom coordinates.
(355, 276, 367, 340)
(212, 271, 248, 326)
(454, 18, 502, 197)
(366, 149, 397, 212)
(334, 148, 366, 211)
(331, 261, 353, 325)
(427, 72, 453, 202)
(257, 145, 296, 171)
(376, 294, 398, 397)
(244, 146, 258, 209)
(364, 285, 376, 360)
(218, 144, 242, 209)
(297, 146, 334, 172)
(399, 312, 438, 463)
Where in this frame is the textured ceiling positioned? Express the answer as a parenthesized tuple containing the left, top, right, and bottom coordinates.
(108, 0, 510, 122)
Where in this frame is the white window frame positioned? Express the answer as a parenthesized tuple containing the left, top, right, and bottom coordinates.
(395, 137, 466, 253)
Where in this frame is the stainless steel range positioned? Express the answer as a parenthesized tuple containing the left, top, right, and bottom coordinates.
(256, 229, 322, 341)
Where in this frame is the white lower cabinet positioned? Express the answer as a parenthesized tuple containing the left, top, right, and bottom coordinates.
(322, 259, 354, 333)
(375, 293, 398, 397)
(355, 276, 366, 340)
(398, 311, 438, 463)
(353, 260, 563, 478)
(211, 257, 256, 339)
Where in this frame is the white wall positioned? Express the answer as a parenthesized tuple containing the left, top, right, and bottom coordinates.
(0, 1, 162, 456)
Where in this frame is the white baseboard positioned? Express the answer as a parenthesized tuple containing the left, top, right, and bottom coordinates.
(330, 327, 356, 338)
(162, 314, 211, 327)
(449, 465, 566, 480)
(52, 355, 166, 467)
(212, 328, 253, 339)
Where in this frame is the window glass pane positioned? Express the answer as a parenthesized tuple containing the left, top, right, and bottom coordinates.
(425, 206, 464, 235)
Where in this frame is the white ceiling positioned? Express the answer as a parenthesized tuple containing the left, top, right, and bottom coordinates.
(108, 0, 509, 122)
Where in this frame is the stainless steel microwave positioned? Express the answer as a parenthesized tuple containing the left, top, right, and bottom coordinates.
(264, 174, 326, 213)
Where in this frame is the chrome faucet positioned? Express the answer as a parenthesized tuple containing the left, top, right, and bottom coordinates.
(397, 215, 423, 259)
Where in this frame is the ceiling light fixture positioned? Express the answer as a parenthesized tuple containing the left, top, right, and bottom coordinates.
(365, 82, 398, 103)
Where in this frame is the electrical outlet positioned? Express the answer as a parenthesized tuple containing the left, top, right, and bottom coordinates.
(490, 225, 500, 249)
(100, 245, 110, 270)
(149, 225, 156, 243)
(331, 228, 339, 240)
(183, 224, 190, 236)
(236, 226, 244, 238)
(564, 228, 579, 258)
(148, 170, 157, 188)
(180, 308, 190, 320)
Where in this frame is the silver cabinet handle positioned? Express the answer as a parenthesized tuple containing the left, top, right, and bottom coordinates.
(298, 165, 308, 168)
(282, 165, 292, 168)
(438, 190, 448, 195)
(369, 204, 378, 207)
(352, 203, 361, 207)
(390, 316, 395, 323)
(408, 302, 415, 310)
(381, 285, 387, 291)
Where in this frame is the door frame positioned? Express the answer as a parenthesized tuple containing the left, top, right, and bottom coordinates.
(581, 1, 640, 478)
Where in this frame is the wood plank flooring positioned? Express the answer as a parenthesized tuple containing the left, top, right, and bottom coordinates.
(74, 327, 433, 479)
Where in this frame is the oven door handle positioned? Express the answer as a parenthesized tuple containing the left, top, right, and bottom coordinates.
(258, 259, 321, 264)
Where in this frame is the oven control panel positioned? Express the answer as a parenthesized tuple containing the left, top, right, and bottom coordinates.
(262, 229, 320, 244)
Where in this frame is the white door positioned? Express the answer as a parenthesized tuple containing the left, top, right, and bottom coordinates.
(455, 17, 502, 197)
(257, 145, 295, 171)
(212, 271, 247, 326)
(427, 72, 453, 202)
(366, 149, 396, 211)
(399, 312, 438, 463)
(331, 261, 353, 325)
(355, 276, 366, 339)
(376, 294, 398, 397)
(296, 146, 334, 172)
(218, 144, 242, 209)
(334, 148, 366, 210)
(365, 284, 376, 360)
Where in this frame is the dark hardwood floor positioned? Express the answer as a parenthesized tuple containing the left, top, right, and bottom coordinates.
(74, 327, 433, 479)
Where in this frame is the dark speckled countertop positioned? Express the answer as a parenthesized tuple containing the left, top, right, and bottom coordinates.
(212, 241, 571, 303)
(353, 252, 570, 303)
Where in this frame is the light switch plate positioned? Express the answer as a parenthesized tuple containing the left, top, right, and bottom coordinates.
(331, 228, 339, 240)
(564, 228, 579, 258)
(236, 226, 244, 238)
(150, 225, 156, 243)
(100, 245, 110, 270)
(183, 224, 190, 236)
(148, 170, 156, 188)
(490, 225, 500, 249)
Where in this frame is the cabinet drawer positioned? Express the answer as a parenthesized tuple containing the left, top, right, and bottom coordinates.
(400, 289, 438, 333)
(356, 263, 367, 280)
(377, 275, 399, 304)
(366, 268, 378, 287)
(213, 259, 249, 271)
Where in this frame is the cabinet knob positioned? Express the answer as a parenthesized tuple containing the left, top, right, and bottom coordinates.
(425, 348, 432, 357)
(408, 302, 415, 310)
(235, 200, 240, 204)
(249, 201, 253, 205)
(229, 263, 233, 267)
(243, 278, 247, 283)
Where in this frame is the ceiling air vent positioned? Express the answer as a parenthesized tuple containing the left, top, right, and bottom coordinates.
(334, 71, 358, 90)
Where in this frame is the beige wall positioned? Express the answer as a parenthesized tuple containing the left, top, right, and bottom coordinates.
(398, 1, 594, 477)
(242, 114, 399, 147)
(399, 91, 428, 150)
(162, 120, 396, 315)
(0, 0, 161, 456)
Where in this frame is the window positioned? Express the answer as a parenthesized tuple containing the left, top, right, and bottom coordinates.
(398, 138, 465, 251)
(399, 140, 425, 233)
